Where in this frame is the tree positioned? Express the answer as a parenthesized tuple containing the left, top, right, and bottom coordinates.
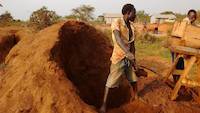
(65, 15, 77, 20)
(161, 11, 175, 15)
(136, 10, 150, 23)
(29, 6, 60, 30)
(0, 11, 13, 24)
(71, 5, 95, 21)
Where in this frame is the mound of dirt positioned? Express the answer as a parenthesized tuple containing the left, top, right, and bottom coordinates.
(0, 27, 32, 64)
(0, 20, 132, 113)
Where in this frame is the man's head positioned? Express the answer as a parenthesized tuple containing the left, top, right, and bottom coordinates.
(122, 4, 136, 22)
(187, 9, 197, 24)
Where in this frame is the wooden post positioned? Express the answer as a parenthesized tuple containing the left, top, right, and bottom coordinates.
(196, 59, 200, 82)
(171, 56, 197, 100)
(164, 54, 182, 82)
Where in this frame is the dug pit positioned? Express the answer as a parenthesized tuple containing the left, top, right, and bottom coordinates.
(0, 34, 19, 64)
(51, 21, 132, 109)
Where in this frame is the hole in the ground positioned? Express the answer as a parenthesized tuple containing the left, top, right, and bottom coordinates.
(51, 21, 131, 108)
(0, 34, 19, 64)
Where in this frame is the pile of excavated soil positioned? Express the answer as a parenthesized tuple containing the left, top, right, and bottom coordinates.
(0, 27, 32, 64)
(0, 20, 132, 113)
(0, 20, 200, 113)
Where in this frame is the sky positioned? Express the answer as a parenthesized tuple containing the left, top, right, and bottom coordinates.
(0, 0, 200, 20)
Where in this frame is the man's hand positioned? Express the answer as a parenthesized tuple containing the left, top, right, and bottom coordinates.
(126, 52, 135, 61)
(132, 61, 138, 71)
(126, 52, 138, 71)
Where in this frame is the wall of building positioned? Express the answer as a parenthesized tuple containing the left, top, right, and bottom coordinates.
(151, 17, 175, 24)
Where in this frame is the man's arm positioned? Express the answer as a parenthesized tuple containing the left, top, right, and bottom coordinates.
(113, 30, 135, 60)
(113, 30, 129, 53)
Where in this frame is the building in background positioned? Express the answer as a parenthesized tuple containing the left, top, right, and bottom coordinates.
(102, 13, 123, 24)
(150, 14, 176, 24)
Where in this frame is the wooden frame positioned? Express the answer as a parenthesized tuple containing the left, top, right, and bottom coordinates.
(164, 46, 199, 100)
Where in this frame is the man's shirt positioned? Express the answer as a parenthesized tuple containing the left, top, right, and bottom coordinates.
(183, 17, 197, 26)
(110, 18, 135, 64)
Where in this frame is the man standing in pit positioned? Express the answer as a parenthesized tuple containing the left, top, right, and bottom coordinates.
(100, 4, 138, 113)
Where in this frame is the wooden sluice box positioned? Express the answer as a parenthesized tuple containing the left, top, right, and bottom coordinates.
(167, 21, 200, 49)
(165, 21, 200, 100)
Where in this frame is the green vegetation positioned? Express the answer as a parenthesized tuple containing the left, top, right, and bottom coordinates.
(0, 11, 13, 22)
(0, 11, 14, 26)
(136, 10, 150, 23)
(67, 5, 95, 22)
(29, 6, 61, 30)
(0, 11, 27, 27)
(135, 33, 171, 60)
(161, 11, 175, 15)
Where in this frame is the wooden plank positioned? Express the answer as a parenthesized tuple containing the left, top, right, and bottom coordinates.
(170, 21, 200, 48)
(164, 54, 182, 82)
(171, 21, 187, 38)
(171, 56, 197, 100)
(166, 37, 184, 47)
(181, 78, 200, 87)
(185, 25, 200, 40)
(169, 46, 200, 56)
(184, 38, 200, 49)
(171, 21, 200, 39)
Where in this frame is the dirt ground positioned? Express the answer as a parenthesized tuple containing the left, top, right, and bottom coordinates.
(108, 77, 200, 113)
(0, 21, 200, 113)
(138, 56, 171, 76)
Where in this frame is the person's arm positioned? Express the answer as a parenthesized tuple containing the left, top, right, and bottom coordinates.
(113, 30, 135, 60)
(113, 30, 129, 53)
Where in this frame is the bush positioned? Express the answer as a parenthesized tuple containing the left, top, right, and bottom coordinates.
(136, 34, 171, 60)
(70, 5, 95, 22)
(0, 11, 14, 26)
(29, 6, 60, 30)
(140, 33, 159, 44)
